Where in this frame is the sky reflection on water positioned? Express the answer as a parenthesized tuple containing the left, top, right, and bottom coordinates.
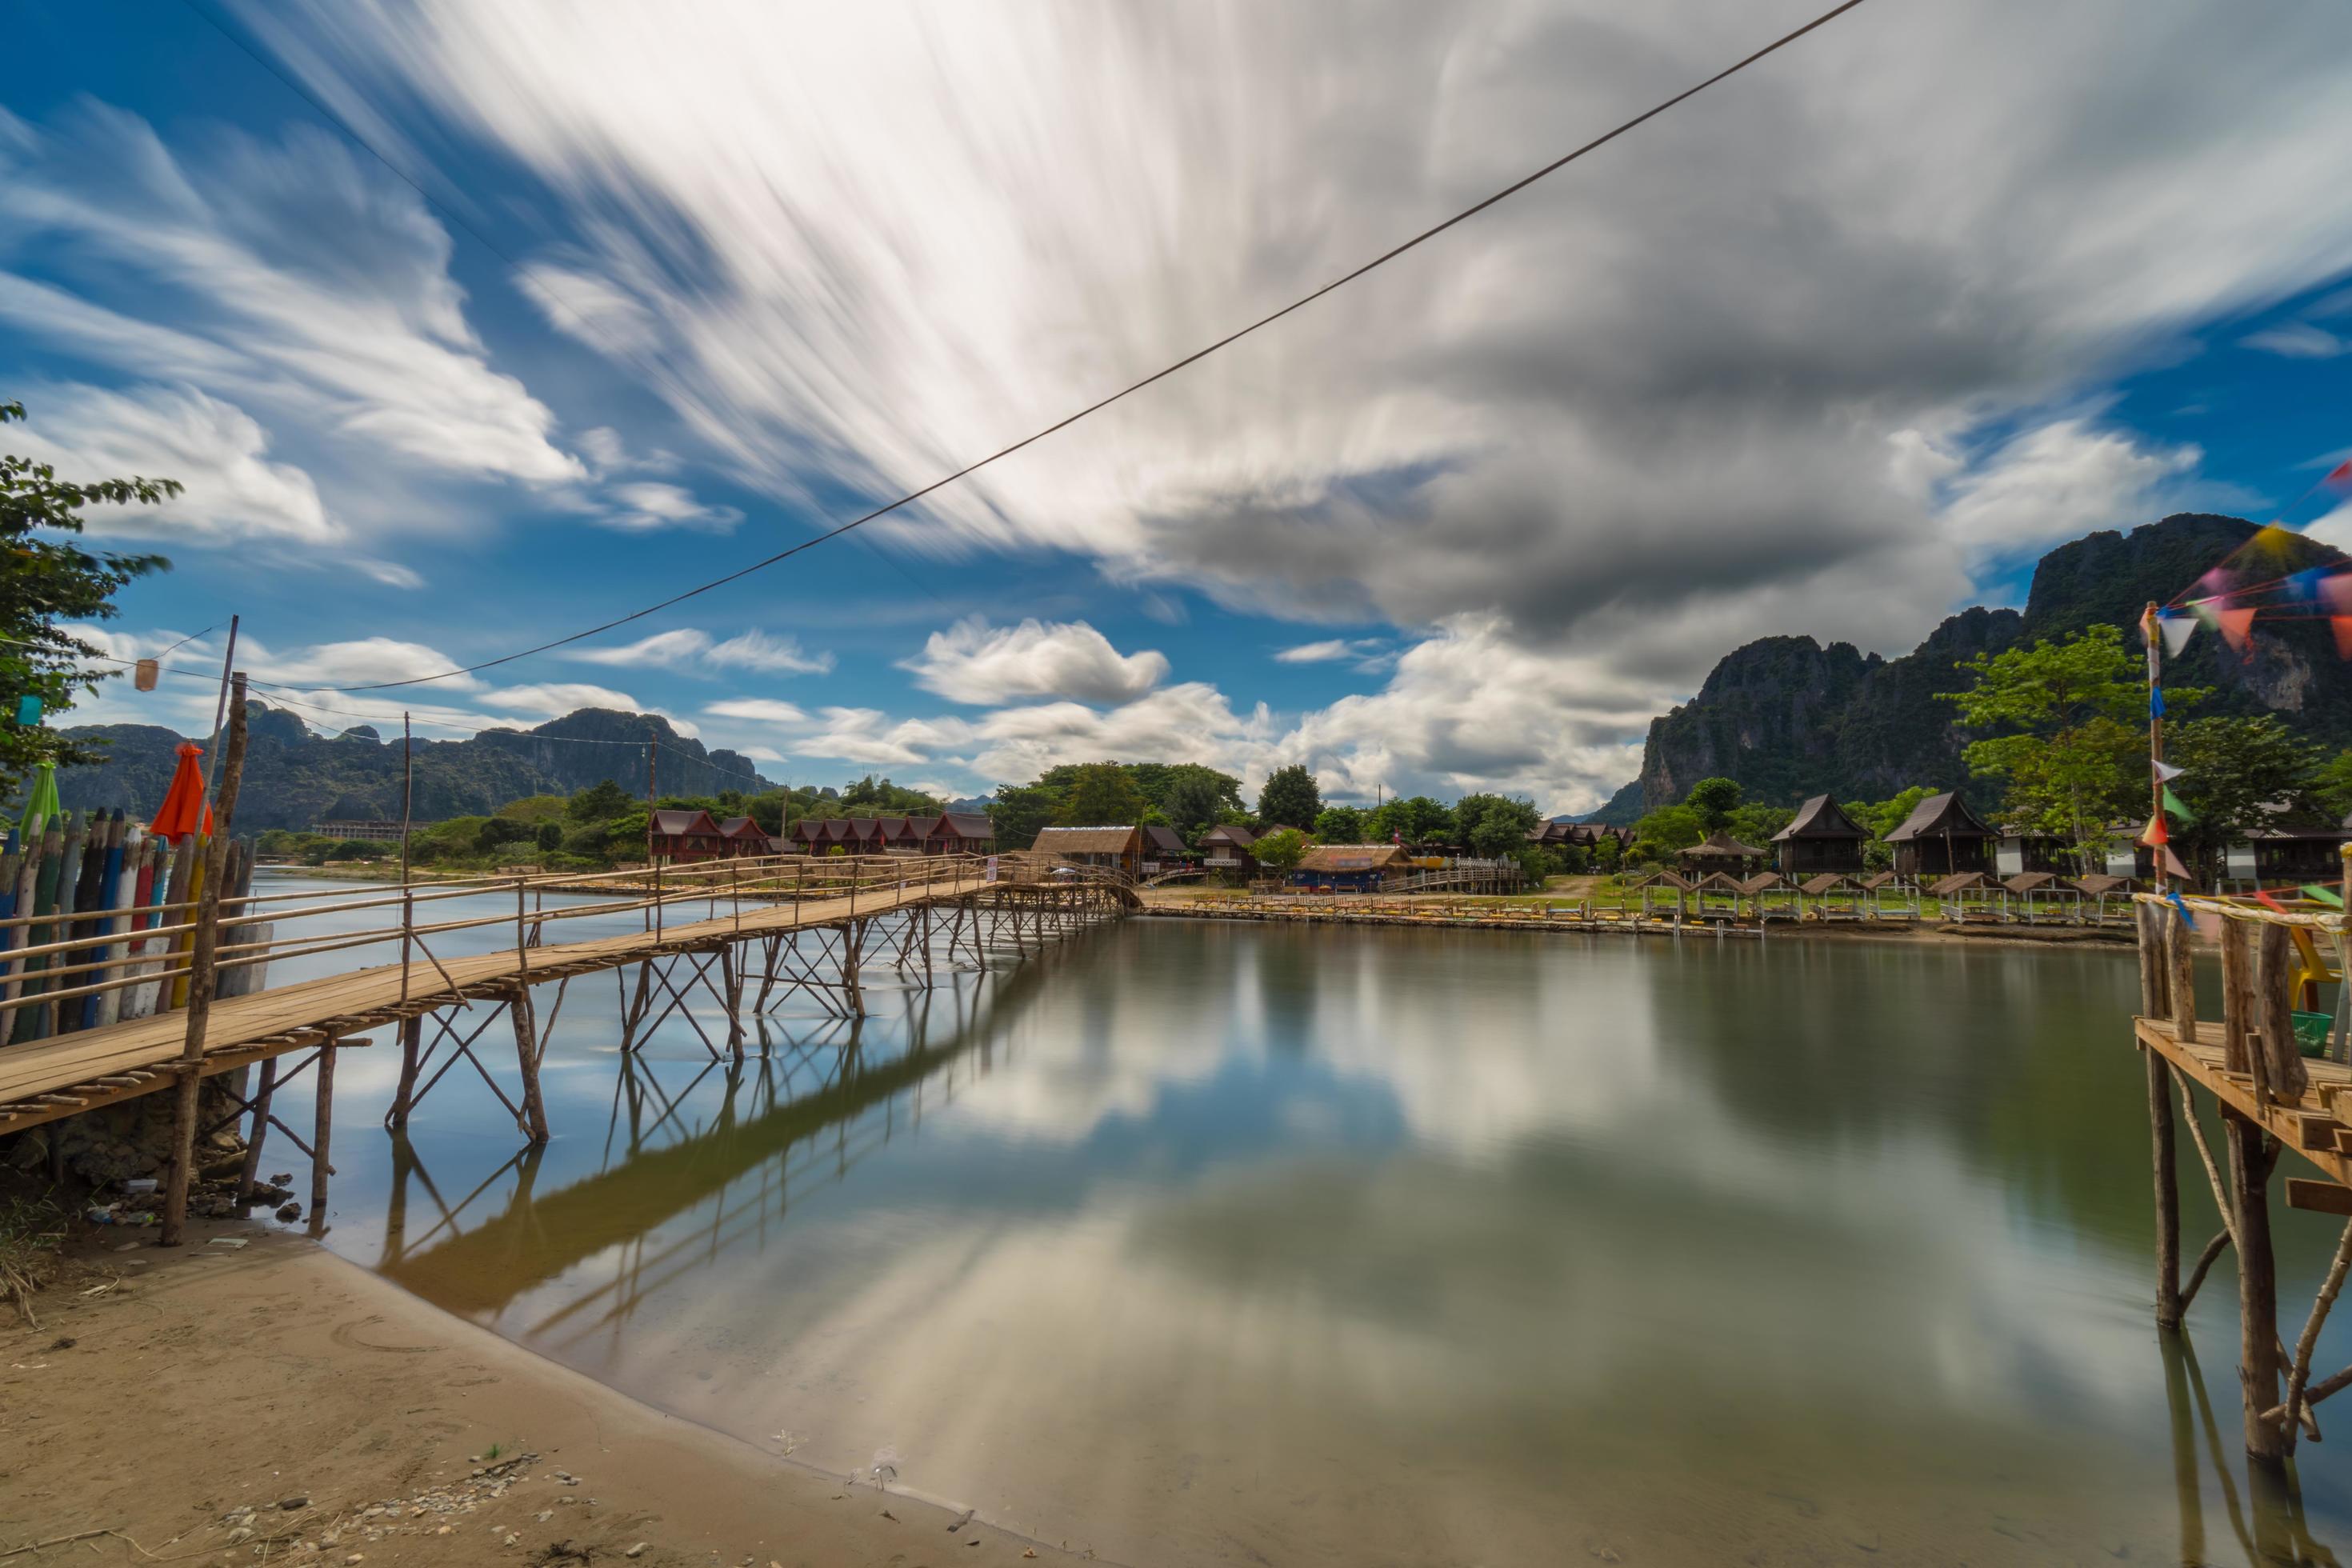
(263, 878, 2352, 1566)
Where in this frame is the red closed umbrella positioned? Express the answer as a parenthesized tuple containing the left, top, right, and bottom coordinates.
(150, 741, 214, 842)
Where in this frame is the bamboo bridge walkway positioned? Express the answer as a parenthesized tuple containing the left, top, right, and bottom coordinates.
(0, 852, 1136, 1158)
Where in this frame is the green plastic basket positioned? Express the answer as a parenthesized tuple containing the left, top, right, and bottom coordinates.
(2295, 1010, 2337, 1058)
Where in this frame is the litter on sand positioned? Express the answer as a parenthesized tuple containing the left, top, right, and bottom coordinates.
(207, 1237, 250, 1249)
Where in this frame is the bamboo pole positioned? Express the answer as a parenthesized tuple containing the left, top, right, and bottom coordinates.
(162, 673, 250, 1247)
(2234, 1113, 2287, 1462)
(308, 1038, 334, 1237)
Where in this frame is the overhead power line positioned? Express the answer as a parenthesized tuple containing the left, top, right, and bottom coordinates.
(199, 0, 1872, 694)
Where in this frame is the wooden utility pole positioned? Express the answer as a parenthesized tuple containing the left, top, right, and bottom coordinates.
(2143, 602, 2183, 1327)
(161, 672, 250, 1246)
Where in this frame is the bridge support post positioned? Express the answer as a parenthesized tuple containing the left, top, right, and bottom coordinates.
(388, 1013, 424, 1130)
(307, 1039, 335, 1237)
(512, 986, 550, 1144)
(843, 918, 866, 1018)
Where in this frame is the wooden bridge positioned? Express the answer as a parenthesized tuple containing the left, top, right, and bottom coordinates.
(0, 842, 1136, 1242)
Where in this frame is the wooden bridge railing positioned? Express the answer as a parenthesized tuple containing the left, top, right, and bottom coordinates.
(0, 850, 1007, 1046)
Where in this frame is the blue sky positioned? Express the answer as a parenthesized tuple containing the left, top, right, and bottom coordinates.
(6, 0, 2350, 812)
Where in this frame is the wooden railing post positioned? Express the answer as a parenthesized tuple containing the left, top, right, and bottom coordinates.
(162, 673, 250, 1247)
(2140, 902, 2182, 1329)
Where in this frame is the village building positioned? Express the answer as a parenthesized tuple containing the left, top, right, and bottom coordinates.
(714, 816, 774, 857)
(1198, 823, 1258, 873)
(1883, 791, 1996, 878)
(649, 807, 726, 863)
(1033, 825, 1144, 876)
(1679, 830, 1768, 877)
(1289, 842, 1410, 892)
(1770, 795, 1866, 878)
(2241, 806, 2352, 884)
(919, 812, 997, 856)
(1141, 824, 1194, 874)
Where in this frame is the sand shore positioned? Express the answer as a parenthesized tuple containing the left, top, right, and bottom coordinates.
(2, 1222, 1105, 1566)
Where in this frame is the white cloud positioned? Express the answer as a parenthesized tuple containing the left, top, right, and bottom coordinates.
(1921, 417, 2203, 562)
(599, 482, 742, 533)
(1274, 639, 1355, 664)
(10, 383, 335, 546)
(0, 103, 582, 490)
(354, 558, 426, 590)
(903, 617, 1168, 705)
(705, 698, 811, 725)
(706, 630, 832, 674)
(480, 682, 642, 716)
(2241, 322, 2347, 358)
(569, 627, 832, 675)
(801, 707, 975, 768)
(246, 0, 2352, 683)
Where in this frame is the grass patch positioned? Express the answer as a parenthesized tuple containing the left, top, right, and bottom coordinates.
(1, 1194, 67, 1327)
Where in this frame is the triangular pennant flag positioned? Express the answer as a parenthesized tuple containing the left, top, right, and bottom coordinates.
(2217, 606, 2258, 650)
(2159, 613, 2197, 656)
(2162, 845, 2194, 881)
(2334, 615, 2352, 659)
(2167, 888, 2200, 934)
(2327, 458, 2352, 491)
(2150, 686, 2166, 718)
(2139, 814, 2170, 846)
(2154, 758, 2186, 782)
(2303, 884, 2346, 909)
(2190, 600, 2222, 631)
(2325, 572, 2352, 613)
(2256, 888, 2289, 914)
(2162, 786, 2195, 823)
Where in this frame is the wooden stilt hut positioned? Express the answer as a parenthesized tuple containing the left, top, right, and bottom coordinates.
(1796, 872, 1868, 922)
(1772, 796, 1867, 878)
(1679, 831, 1768, 880)
(1885, 792, 1996, 878)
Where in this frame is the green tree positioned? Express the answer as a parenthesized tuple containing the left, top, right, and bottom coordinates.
(1257, 764, 1322, 830)
(0, 399, 177, 785)
(1251, 826, 1311, 877)
(1453, 793, 1541, 859)
(1945, 624, 2194, 871)
(1852, 787, 1936, 871)
(1629, 804, 1706, 865)
(535, 822, 563, 852)
(1682, 777, 1743, 830)
(2168, 714, 2322, 885)
(988, 782, 1061, 849)
(2313, 751, 2352, 824)
(1056, 762, 1149, 825)
(567, 778, 634, 822)
(1314, 804, 1366, 842)
(1162, 772, 1232, 837)
(1726, 802, 1794, 847)
(1366, 794, 1453, 844)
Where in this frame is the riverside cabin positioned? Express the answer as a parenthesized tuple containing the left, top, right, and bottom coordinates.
(1198, 823, 1258, 872)
(1289, 843, 1410, 892)
(787, 813, 996, 856)
(1032, 825, 1144, 877)
(1142, 824, 1194, 874)
(1770, 795, 1866, 877)
(715, 816, 774, 857)
(1884, 791, 1995, 878)
(649, 808, 726, 863)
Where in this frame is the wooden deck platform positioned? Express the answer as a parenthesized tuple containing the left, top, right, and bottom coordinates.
(0, 879, 972, 1134)
(2136, 1015, 2352, 1201)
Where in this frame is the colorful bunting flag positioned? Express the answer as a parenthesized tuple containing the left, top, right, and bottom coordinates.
(2328, 458, 2352, 491)
(2162, 845, 2194, 881)
(2150, 686, 2166, 718)
(2162, 786, 2194, 823)
(2256, 888, 2289, 913)
(2334, 616, 2352, 659)
(2166, 888, 2199, 934)
(2153, 758, 2186, 782)
(2158, 612, 2197, 656)
(2216, 606, 2258, 651)
(2139, 814, 2170, 846)
(2303, 885, 2346, 909)
(13, 694, 40, 727)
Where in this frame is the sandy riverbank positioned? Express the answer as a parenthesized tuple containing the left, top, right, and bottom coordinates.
(2, 1224, 1106, 1566)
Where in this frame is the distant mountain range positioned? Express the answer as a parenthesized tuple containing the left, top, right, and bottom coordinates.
(1589, 514, 2352, 823)
(53, 706, 781, 834)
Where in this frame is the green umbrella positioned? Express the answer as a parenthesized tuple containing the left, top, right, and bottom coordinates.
(18, 760, 58, 841)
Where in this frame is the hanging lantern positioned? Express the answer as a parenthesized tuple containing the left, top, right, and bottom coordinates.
(134, 658, 159, 691)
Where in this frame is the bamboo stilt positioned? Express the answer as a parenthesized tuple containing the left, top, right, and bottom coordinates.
(307, 1040, 335, 1238)
(162, 674, 250, 1248)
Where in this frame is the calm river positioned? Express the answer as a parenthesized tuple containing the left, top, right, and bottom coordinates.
(260, 874, 2352, 1566)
